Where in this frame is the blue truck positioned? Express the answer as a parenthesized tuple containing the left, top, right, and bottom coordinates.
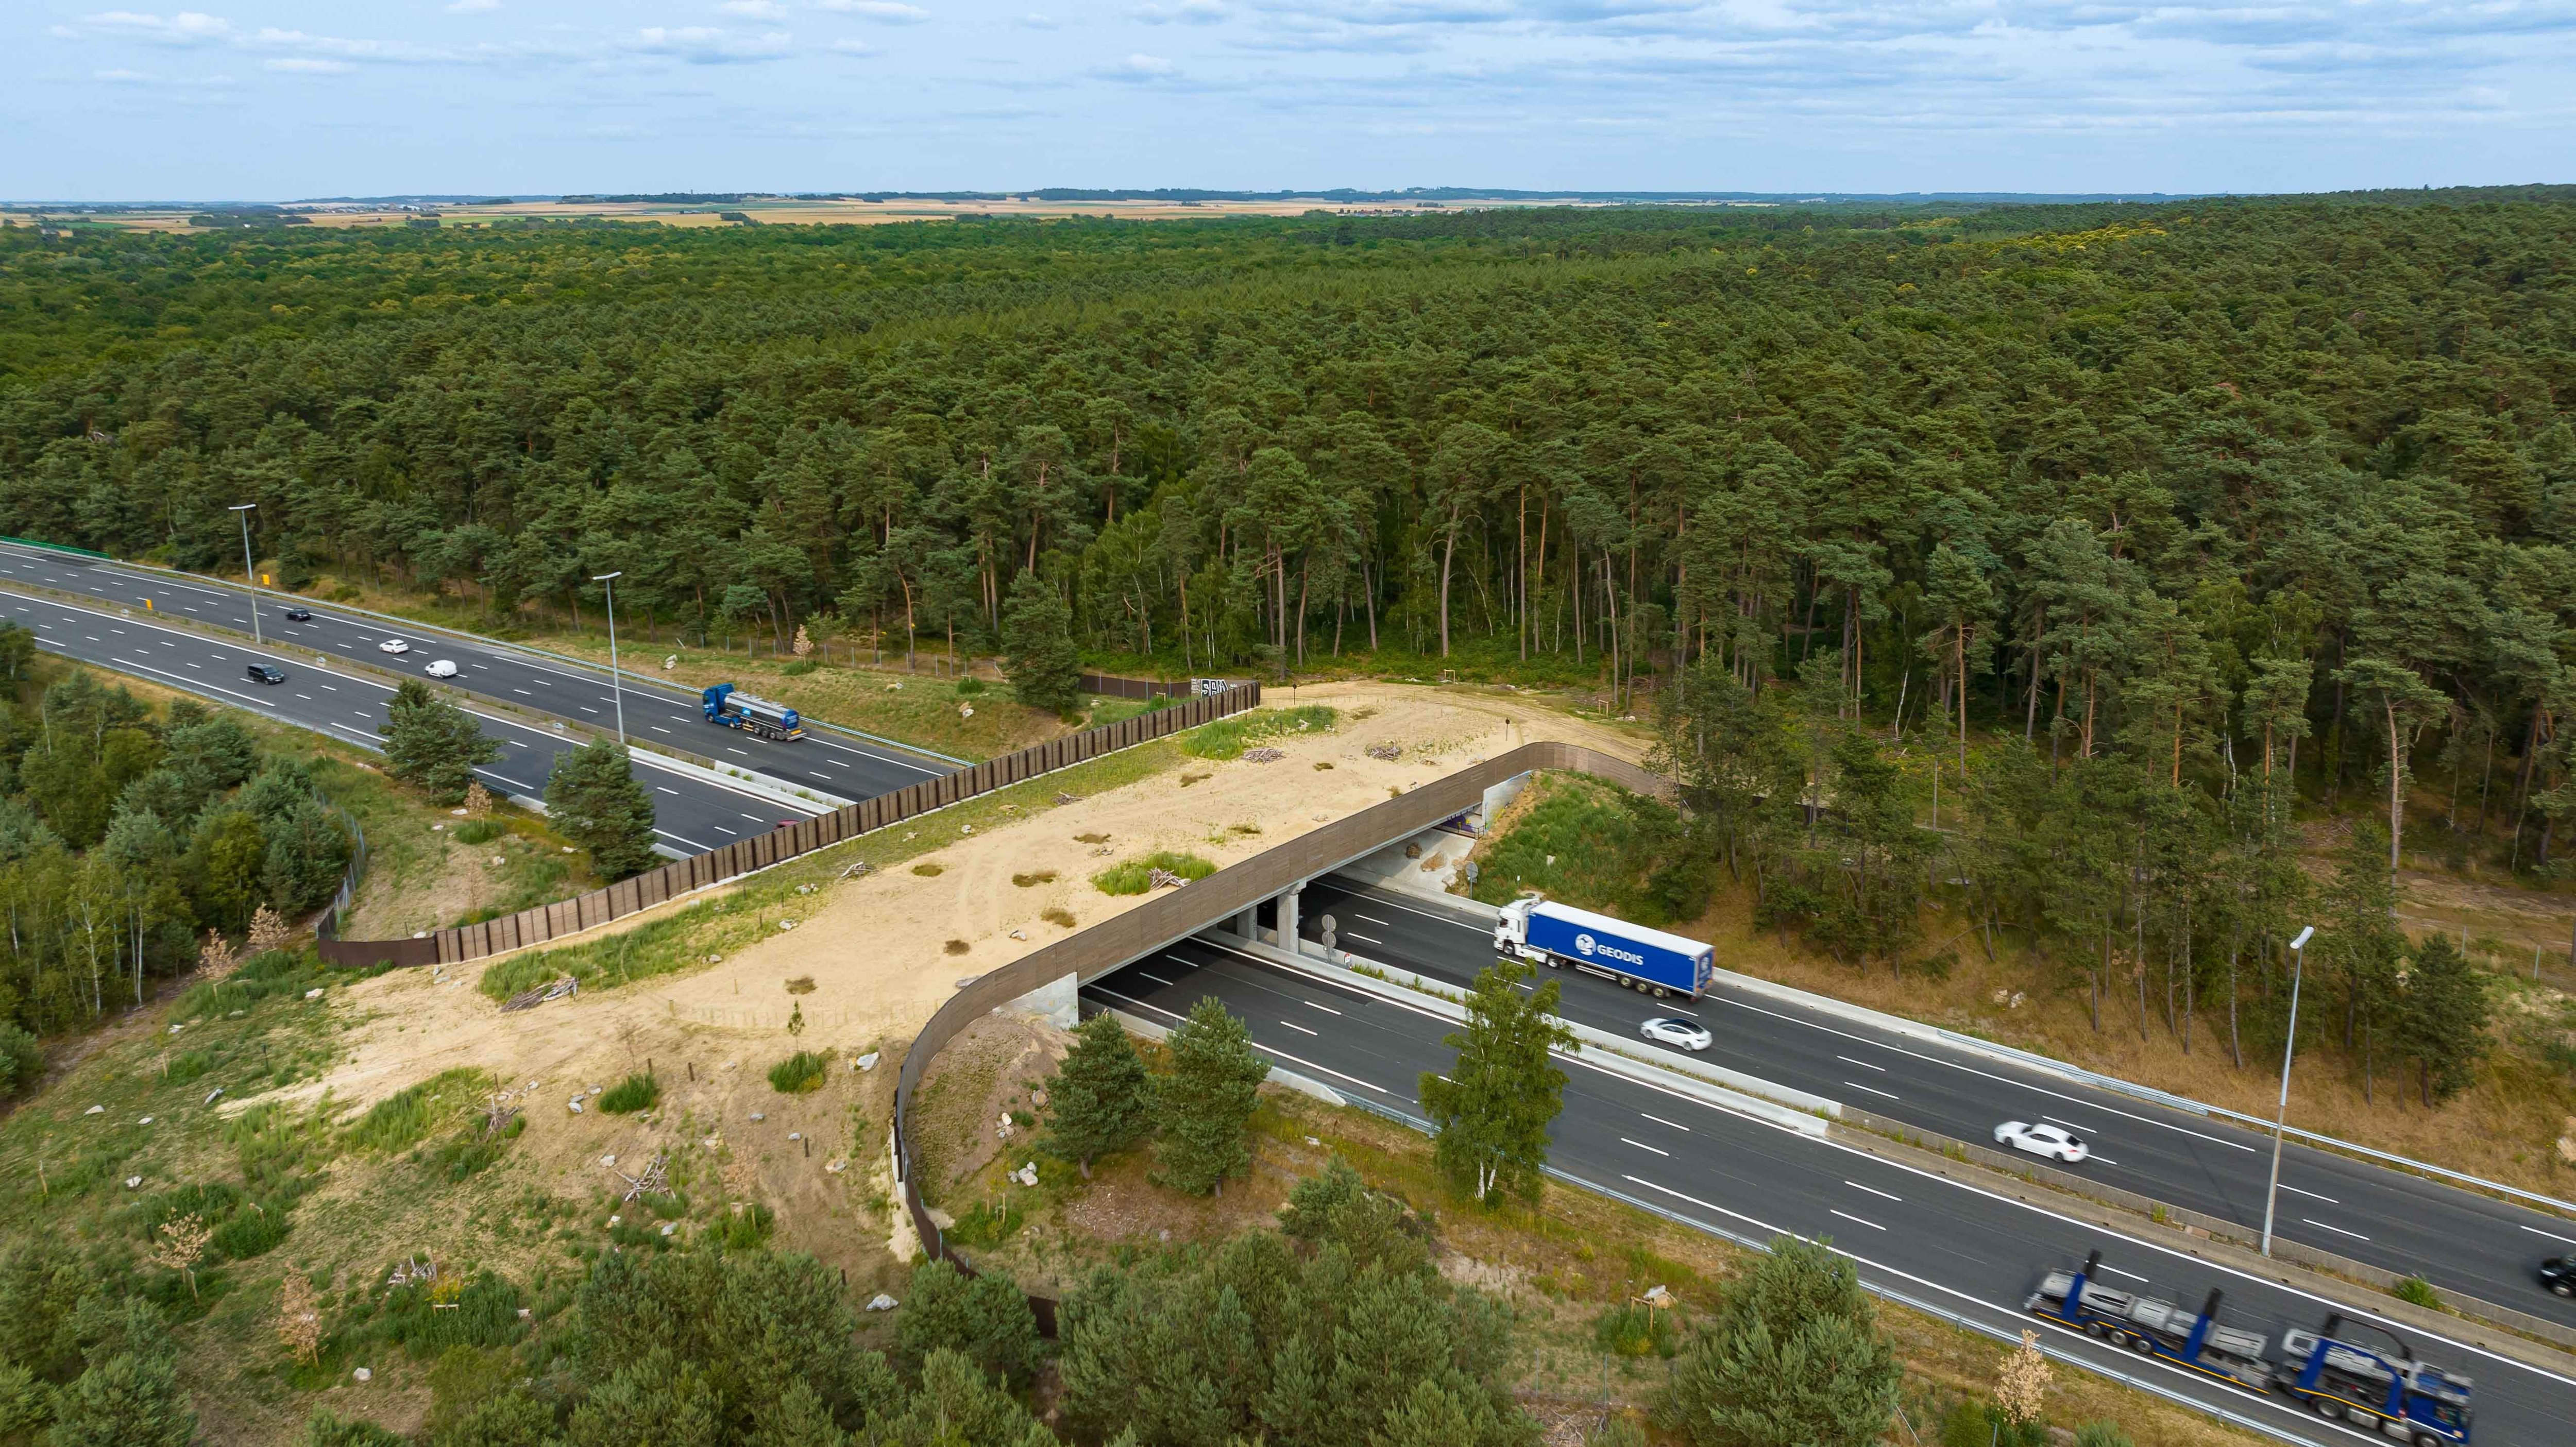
(2028, 1252, 2471, 1444)
(1492, 896, 1714, 999)
(701, 683, 803, 741)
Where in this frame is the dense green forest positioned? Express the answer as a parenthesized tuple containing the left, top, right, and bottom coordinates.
(2, 196, 2573, 1021)
(0, 634, 352, 1053)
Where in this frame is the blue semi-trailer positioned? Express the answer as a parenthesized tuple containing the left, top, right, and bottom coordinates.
(1493, 897, 1714, 999)
(701, 683, 804, 741)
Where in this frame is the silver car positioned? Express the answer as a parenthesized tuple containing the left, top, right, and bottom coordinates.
(1640, 1017, 1712, 1052)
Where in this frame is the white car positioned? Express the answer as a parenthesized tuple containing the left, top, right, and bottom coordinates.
(424, 659, 457, 679)
(378, 638, 411, 656)
(1640, 1017, 1713, 1052)
(1994, 1120, 2089, 1164)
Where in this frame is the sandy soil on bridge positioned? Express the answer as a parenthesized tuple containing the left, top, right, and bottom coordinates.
(294, 683, 1649, 1133)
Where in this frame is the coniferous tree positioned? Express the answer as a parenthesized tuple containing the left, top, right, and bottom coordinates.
(1002, 570, 1082, 715)
(543, 739, 659, 879)
(1042, 1011, 1153, 1178)
(2394, 933, 2492, 1106)
(1420, 958, 1575, 1204)
(1655, 1236, 1897, 1447)
(893, 1258, 1040, 1388)
(379, 680, 501, 805)
(1152, 995, 1269, 1197)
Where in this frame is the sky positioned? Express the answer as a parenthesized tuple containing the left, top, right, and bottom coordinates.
(10, 1, 2576, 201)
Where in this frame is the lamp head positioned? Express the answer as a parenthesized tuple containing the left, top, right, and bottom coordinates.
(2289, 926, 2315, 952)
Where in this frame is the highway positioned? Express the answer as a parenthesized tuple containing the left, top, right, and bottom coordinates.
(0, 540, 952, 801)
(1084, 937, 2576, 1446)
(1290, 876, 2576, 1336)
(0, 586, 827, 858)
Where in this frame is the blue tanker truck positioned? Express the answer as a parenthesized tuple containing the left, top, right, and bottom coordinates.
(701, 683, 804, 741)
(1492, 896, 1714, 999)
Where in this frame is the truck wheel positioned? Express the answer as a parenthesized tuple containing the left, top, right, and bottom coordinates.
(2128, 1335, 2152, 1354)
(1651, 986, 1668, 999)
(2310, 1397, 2340, 1420)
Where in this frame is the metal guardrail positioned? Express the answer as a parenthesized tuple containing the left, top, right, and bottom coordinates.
(316, 684, 1265, 969)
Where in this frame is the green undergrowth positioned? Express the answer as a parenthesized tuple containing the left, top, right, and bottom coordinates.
(477, 737, 1183, 1002)
(1468, 772, 1710, 928)
(767, 1051, 828, 1094)
(597, 1073, 659, 1114)
(344, 1068, 498, 1155)
(1091, 850, 1217, 896)
(1180, 704, 1338, 760)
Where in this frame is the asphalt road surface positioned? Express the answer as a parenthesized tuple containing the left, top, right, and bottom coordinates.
(1, 586, 824, 858)
(1086, 938, 2576, 1446)
(1291, 876, 2576, 1337)
(0, 541, 950, 801)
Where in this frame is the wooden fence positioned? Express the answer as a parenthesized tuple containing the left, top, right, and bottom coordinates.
(317, 683, 1262, 969)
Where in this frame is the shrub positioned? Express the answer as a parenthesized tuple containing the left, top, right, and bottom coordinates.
(781, 659, 819, 676)
(2394, 1276, 2441, 1309)
(716, 1202, 774, 1249)
(768, 1051, 828, 1094)
(1594, 1301, 1682, 1358)
(2071, 1425, 2136, 1447)
(953, 677, 987, 696)
(453, 820, 503, 845)
(299, 1410, 407, 1447)
(1091, 850, 1216, 896)
(895, 1258, 1040, 1387)
(0, 1022, 44, 1096)
(598, 1074, 659, 1114)
(944, 1200, 1023, 1250)
(211, 1206, 291, 1260)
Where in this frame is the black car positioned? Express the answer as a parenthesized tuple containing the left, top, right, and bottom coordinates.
(282, 606, 313, 622)
(246, 663, 286, 685)
(2544, 1257, 2575, 1298)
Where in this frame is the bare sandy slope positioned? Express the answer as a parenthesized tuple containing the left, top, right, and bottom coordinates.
(297, 684, 1646, 1122)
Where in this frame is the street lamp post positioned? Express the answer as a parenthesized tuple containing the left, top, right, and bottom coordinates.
(592, 571, 625, 745)
(2260, 924, 2316, 1257)
(227, 503, 261, 645)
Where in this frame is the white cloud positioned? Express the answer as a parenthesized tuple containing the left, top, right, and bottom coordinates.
(1099, 51, 1177, 78)
(445, 0, 499, 12)
(827, 37, 874, 52)
(722, 0, 789, 15)
(1136, 0, 1227, 21)
(264, 56, 351, 73)
(816, 0, 929, 20)
(633, 25, 795, 62)
(80, 10, 235, 45)
(93, 67, 156, 81)
(1017, 12, 1063, 27)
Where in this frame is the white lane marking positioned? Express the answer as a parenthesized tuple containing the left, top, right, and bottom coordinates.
(579, 706, 599, 714)
(319, 684, 336, 691)
(2044, 1114, 2103, 1135)
(2303, 1217, 2371, 1242)
(1828, 1209, 1885, 1231)
(2086, 1153, 2120, 1166)
(1845, 1180, 1902, 1202)
(513, 688, 533, 696)
(1136, 973, 1176, 988)
(1621, 1137, 1671, 1157)
(1345, 932, 1384, 945)
(1714, 992, 2263, 1154)
(727, 747, 750, 756)
(1844, 1079, 1901, 1100)
(1353, 914, 1390, 926)
(657, 787, 679, 796)
(2277, 1183, 2340, 1204)
(1277, 1019, 1318, 1037)
(739, 813, 768, 824)
(1302, 999, 1342, 1015)
(469, 663, 487, 670)
(713, 826, 738, 836)
(1837, 1055, 1887, 1072)
(1248, 1040, 1387, 1095)
(2520, 1224, 2576, 1247)
(294, 693, 312, 700)
(351, 712, 371, 721)
(1640, 1113, 1691, 1133)
(650, 725, 671, 734)
(652, 827, 714, 852)
(2102, 1264, 2151, 1283)
(479, 774, 533, 791)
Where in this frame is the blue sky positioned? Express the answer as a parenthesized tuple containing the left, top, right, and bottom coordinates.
(12, 2, 2575, 200)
